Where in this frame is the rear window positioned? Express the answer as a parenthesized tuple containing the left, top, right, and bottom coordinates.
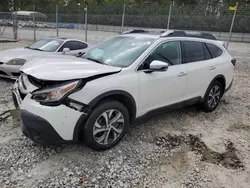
(205, 43, 223, 58)
(182, 41, 205, 63)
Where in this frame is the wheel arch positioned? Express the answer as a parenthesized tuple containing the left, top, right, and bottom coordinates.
(203, 74, 226, 99)
(88, 90, 137, 124)
(73, 90, 137, 140)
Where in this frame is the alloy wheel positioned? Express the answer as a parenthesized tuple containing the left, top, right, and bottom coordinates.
(93, 109, 124, 145)
(207, 85, 221, 108)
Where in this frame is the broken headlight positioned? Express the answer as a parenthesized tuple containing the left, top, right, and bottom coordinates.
(6, 58, 26, 66)
(32, 80, 80, 103)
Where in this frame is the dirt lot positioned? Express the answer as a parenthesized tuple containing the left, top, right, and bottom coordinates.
(0, 41, 249, 188)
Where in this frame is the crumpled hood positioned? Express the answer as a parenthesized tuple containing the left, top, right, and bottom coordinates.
(0, 48, 49, 63)
(20, 57, 121, 81)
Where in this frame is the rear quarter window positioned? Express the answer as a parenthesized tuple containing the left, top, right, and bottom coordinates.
(203, 43, 212, 60)
(78, 42, 88, 49)
(205, 43, 223, 58)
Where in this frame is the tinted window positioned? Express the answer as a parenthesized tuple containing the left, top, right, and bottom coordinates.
(58, 41, 79, 51)
(140, 41, 182, 69)
(206, 43, 223, 58)
(203, 43, 212, 60)
(182, 41, 205, 63)
(78, 42, 88, 49)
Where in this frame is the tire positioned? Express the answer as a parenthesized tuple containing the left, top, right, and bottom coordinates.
(201, 80, 224, 112)
(83, 100, 129, 151)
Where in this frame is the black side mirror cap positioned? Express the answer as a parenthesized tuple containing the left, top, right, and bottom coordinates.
(231, 58, 236, 66)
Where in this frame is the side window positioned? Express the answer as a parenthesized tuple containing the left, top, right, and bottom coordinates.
(205, 43, 223, 58)
(139, 41, 182, 70)
(58, 41, 79, 52)
(78, 42, 88, 49)
(203, 43, 212, 60)
(182, 41, 205, 63)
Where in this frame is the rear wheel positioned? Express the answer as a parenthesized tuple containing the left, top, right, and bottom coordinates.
(83, 100, 129, 150)
(201, 81, 223, 112)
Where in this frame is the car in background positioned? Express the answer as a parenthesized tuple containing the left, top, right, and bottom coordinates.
(0, 37, 90, 79)
(13, 30, 235, 150)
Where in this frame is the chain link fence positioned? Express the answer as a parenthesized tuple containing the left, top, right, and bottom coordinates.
(1, 2, 250, 43)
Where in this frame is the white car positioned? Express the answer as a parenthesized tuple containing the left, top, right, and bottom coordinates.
(0, 37, 90, 79)
(13, 30, 235, 150)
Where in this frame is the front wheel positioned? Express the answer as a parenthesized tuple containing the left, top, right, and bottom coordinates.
(201, 81, 224, 112)
(83, 100, 129, 150)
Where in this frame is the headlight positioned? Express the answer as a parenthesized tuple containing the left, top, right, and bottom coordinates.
(6, 58, 26, 65)
(32, 80, 80, 103)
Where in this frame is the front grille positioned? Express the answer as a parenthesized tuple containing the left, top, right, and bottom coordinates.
(0, 70, 7, 76)
(12, 72, 21, 77)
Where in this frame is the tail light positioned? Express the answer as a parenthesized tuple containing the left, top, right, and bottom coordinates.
(231, 58, 236, 66)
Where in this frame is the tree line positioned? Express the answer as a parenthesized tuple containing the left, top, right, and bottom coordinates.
(1, 0, 248, 14)
(1, 0, 250, 33)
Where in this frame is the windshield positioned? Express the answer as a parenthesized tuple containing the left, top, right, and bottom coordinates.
(83, 36, 155, 67)
(28, 39, 63, 52)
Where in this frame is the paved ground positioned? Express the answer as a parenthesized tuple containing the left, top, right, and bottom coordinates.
(0, 40, 249, 188)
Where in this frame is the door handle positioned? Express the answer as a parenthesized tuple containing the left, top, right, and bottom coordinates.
(178, 72, 187, 77)
(209, 66, 216, 70)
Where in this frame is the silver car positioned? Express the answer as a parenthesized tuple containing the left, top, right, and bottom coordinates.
(0, 37, 90, 79)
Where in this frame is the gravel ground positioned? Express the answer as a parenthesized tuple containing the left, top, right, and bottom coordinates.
(0, 41, 249, 188)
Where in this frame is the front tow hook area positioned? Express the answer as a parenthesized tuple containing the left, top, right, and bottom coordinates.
(0, 109, 20, 122)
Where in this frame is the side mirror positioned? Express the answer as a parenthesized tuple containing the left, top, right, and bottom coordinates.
(149, 60, 168, 72)
(62, 48, 70, 54)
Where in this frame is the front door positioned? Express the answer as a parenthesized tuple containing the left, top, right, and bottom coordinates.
(57, 41, 84, 56)
(137, 41, 188, 116)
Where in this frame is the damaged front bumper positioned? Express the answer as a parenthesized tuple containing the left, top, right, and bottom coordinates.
(20, 110, 66, 145)
(11, 75, 91, 145)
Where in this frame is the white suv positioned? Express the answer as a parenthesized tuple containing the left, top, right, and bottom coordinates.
(13, 30, 235, 150)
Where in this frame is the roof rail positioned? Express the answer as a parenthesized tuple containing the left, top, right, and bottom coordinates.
(122, 29, 216, 40)
(160, 30, 175, 37)
(45, 36, 67, 40)
(161, 30, 217, 40)
(122, 29, 165, 35)
(122, 29, 148, 34)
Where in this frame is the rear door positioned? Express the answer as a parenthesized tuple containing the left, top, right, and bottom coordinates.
(182, 41, 217, 99)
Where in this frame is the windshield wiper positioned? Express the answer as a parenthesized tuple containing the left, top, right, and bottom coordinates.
(26, 47, 43, 51)
(30, 48, 43, 51)
(86, 57, 106, 65)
